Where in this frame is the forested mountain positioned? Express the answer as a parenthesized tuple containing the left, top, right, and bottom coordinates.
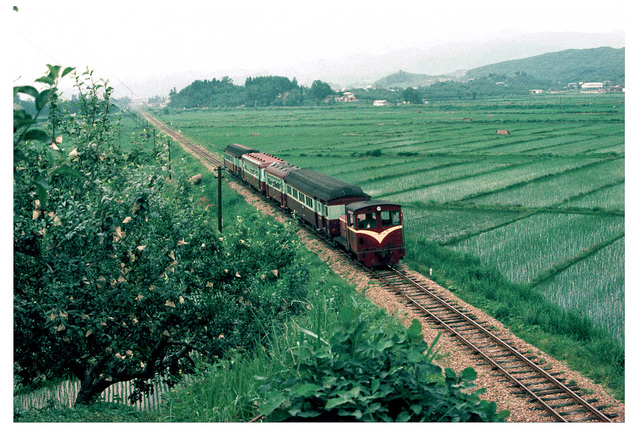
(465, 47, 624, 84)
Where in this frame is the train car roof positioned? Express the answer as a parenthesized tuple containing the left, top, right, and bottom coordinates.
(224, 144, 258, 157)
(242, 152, 284, 167)
(346, 200, 400, 211)
(286, 168, 370, 202)
(265, 162, 299, 178)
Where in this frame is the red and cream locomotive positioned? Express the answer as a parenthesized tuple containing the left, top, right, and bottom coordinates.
(223, 144, 405, 267)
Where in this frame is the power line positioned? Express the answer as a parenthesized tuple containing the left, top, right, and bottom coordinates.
(14, 26, 170, 133)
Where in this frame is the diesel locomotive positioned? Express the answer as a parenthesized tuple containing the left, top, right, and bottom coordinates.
(223, 144, 405, 267)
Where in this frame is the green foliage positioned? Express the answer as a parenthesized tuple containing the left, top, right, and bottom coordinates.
(244, 76, 303, 107)
(167, 75, 304, 109)
(466, 47, 625, 85)
(419, 73, 550, 100)
(310, 80, 334, 104)
(402, 87, 422, 104)
(13, 64, 77, 208)
(258, 309, 509, 422)
(14, 401, 157, 422)
(14, 68, 310, 406)
(167, 77, 243, 108)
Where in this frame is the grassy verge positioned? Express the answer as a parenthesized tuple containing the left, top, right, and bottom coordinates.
(403, 238, 625, 401)
(14, 402, 158, 422)
(154, 257, 391, 422)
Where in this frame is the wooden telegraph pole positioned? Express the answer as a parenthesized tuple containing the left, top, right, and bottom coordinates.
(217, 166, 223, 232)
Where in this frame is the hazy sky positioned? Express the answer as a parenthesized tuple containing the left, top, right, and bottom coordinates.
(8, 0, 627, 98)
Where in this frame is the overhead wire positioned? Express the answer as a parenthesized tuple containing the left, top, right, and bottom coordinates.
(13, 27, 166, 131)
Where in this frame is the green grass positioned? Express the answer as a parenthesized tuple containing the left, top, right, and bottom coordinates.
(537, 238, 625, 343)
(155, 256, 394, 422)
(403, 206, 520, 244)
(151, 94, 624, 400)
(14, 401, 158, 422)
(451, 213, 624, 284)
(469, 158, 624, 208)
(560, 182, 625, 211)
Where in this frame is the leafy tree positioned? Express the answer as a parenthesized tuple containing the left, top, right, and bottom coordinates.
(167, 77, 243, 108)
(310, 80, 333, 104)
(245, 76, 301, 107)
(14, 68, 308, 405)
(402, 87, 422, 104)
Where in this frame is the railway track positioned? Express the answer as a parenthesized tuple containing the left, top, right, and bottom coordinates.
(139, 111, 618, 423)
(139, 111, 223, 171)
(369, 265, 615, 423)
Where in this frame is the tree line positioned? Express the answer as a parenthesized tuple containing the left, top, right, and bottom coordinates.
(166, 70, 590, 110)
(168, 76, 335, 108)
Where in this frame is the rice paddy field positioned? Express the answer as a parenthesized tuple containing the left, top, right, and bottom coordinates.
(153, 93, 624, 345)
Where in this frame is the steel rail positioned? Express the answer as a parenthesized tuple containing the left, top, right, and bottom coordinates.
(375, 265, 612, 423)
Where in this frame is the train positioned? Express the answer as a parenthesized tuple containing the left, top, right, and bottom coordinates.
(223, 144, 405, 267)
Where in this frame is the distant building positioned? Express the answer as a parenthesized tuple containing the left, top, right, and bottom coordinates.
(567, 83, 578, 90)
(373, 100, 389, 106)
(581, 82, 605, 91)
(341, 92, 357, 102)
(529, 89, 544, 94)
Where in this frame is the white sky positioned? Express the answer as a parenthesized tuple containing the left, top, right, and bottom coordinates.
(7, 0, 627, 98)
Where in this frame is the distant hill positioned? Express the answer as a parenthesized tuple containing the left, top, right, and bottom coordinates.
(373, 70, 460, 89)
(373, 47, 624, 90)
(465, 47, 624, 84)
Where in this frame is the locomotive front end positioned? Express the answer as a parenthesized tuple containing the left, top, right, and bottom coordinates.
(341, 201, 405, 267)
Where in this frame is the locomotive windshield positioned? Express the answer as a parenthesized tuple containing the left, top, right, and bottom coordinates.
(357, 213, 377, 229)
(353, 209, 401, 229)
(381, 210, 401, 226)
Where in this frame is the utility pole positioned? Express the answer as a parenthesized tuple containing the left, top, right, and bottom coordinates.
(217, 166, 223, 232)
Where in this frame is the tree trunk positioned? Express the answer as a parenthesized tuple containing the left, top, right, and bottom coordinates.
(75, 370, 114, 405)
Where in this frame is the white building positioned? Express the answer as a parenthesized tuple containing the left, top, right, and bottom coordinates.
(373, 100, 389, 106)
(581, 82, 605, 90)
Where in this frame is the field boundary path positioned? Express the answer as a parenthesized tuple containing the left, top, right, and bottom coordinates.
(139, 110, 624, 423)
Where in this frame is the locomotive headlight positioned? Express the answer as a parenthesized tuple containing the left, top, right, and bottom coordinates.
(376, 206, 381, 212)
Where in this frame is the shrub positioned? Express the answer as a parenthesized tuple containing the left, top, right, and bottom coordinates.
(258, 307, 509, 422)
